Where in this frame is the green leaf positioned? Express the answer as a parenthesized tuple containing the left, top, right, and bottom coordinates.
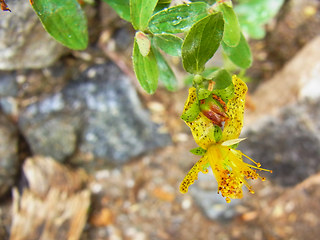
(152, 46, 177, 91)
(182, 13, 224, 74)
(242, 23, 266, 39)
(31, 0, 88, 50)
(211, 69, 234, 103)
(103, 0, 130, 22)
(190, 0, 217, 4)
(235, 0, 284, 39)
(235, 0, 284, 24)
(190, 147, 207, 156)
(148, 2, 209, 34)
(201, 67, 219, 79)
(153, 34, 183, 57)
(181, 99, 200, 122)
(222, 33, 252, 69)
(133, 38, 159, 94)
(219, 3, 240, 47)
(154, 2, 171, 14)
(184, 75, 194, 86)
(158, 0, 171, 3)
(211, 69, 232, 89)
(130, 0, 158, 30)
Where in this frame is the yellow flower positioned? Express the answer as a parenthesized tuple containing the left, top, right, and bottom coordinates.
(180, 76, 271, 203)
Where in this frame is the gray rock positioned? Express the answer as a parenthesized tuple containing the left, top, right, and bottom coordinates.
(19, 63, 171, 168)
(241, 99, 320, 186)
(23, 117, 78, 163)
(0, 97, 18, 117)
(0, 113, 18, 197)
(189, 172, 241, 221)
(0, 72, 19, 117)
(0, 72, 18, 97)
(0, 1, 66, 70)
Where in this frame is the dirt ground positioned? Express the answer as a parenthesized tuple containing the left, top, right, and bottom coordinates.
(1, 1, 320, 239)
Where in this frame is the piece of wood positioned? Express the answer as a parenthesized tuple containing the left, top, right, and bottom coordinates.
(10, 156, 90, 240)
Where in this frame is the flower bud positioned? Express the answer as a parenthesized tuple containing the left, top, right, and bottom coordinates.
(199, 94, 228, 127)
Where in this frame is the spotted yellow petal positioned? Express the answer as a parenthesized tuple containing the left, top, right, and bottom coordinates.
(221, 76, 247, 142)
(179, 156, 209, 194)
(185, 112, 217, 148)
(205, 144, 271, 203)
(182, 87, 216, 148)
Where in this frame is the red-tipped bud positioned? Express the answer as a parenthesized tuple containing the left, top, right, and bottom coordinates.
(200, 94, 228, 127)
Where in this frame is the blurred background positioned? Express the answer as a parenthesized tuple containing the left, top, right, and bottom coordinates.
(0, 0, 320, 239)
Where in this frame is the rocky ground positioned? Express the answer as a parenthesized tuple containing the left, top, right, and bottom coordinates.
(0, 0, 320, 240)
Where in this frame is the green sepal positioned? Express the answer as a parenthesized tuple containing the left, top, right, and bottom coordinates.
(148, 2, 209, 34)
(133, 38, 159, 94)
(190, 147, 207, 156)
(182, 13, 224, 74)
(31, 0, 88, 50)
